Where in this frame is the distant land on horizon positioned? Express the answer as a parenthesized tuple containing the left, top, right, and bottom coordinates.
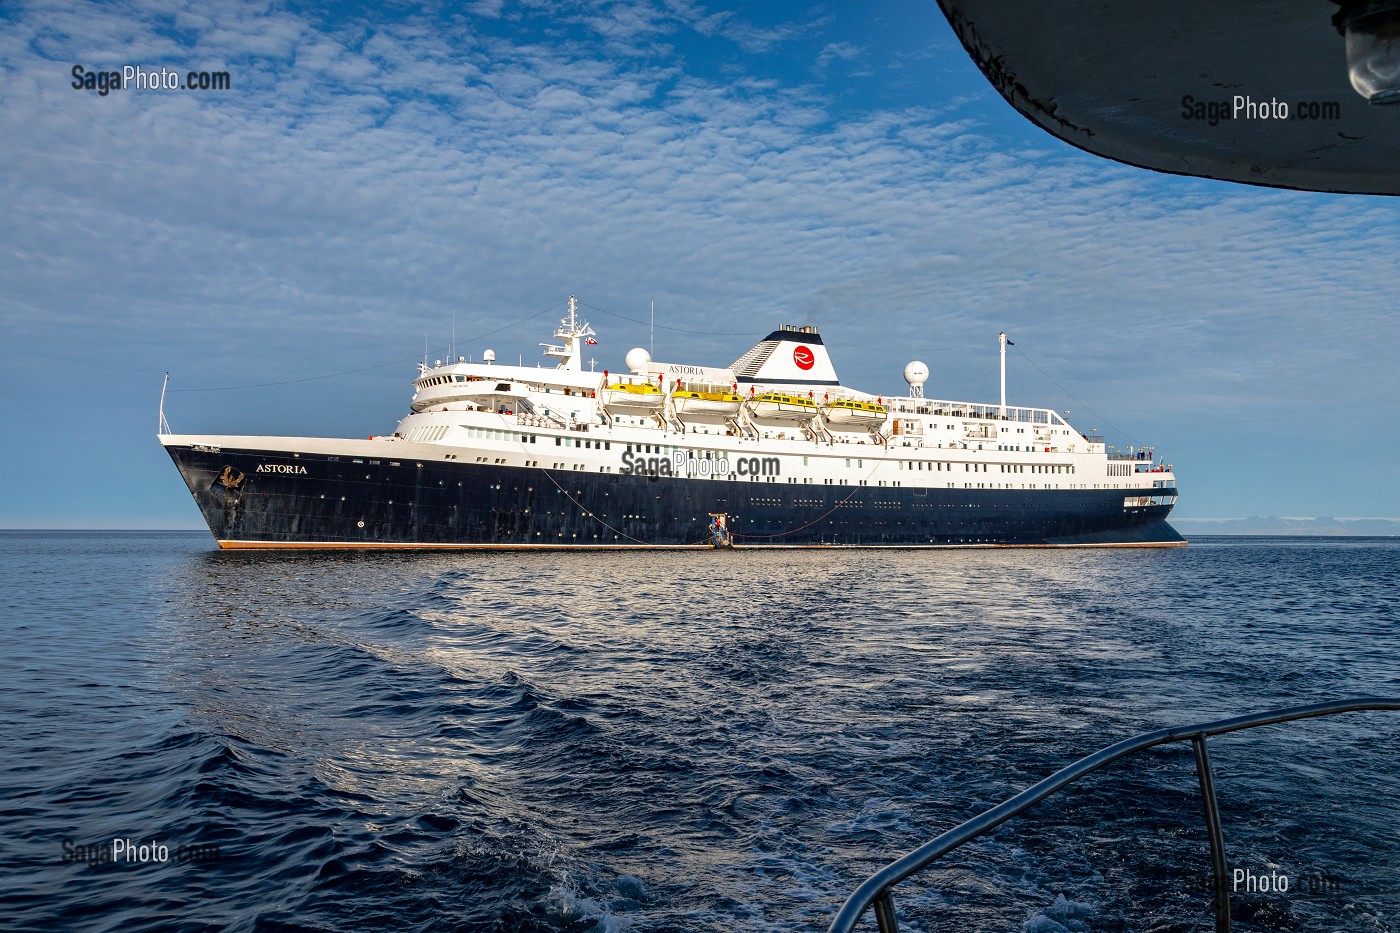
(1172, 516, 1400, 537)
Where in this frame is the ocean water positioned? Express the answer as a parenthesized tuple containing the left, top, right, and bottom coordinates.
(2, 531, 1397, 933)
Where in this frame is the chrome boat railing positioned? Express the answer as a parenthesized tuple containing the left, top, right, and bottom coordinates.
(827, 697, 1400, 933)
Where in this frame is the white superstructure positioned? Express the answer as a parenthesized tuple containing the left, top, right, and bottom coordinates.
(382, 297, 1176, 500)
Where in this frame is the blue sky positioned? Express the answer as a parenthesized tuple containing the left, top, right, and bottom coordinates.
(2, 0, 1397, 528)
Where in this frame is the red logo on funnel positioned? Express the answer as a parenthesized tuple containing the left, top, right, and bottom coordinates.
(793, 346, 814, 370)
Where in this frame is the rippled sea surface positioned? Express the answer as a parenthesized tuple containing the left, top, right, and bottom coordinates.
(3, 532, 1398, 932)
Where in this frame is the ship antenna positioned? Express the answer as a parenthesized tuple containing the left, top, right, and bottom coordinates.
(650, 299, 654, 357)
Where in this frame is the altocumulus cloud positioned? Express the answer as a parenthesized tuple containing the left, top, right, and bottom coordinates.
(1, 0, 1397, 522)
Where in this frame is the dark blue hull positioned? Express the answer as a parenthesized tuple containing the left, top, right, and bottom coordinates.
(165, 443, 1185, 548)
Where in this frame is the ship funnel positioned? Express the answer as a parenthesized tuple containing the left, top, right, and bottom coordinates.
(729, 324, 840, 386)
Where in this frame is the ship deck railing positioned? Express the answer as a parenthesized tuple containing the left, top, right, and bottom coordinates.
(826, 697, 1400, 933)
(889, 400, 1069, 426)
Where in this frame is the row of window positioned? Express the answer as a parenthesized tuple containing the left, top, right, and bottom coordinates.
(998, 463, 1073, 474)
(425, 427, 1137, 487)
(408, 425, 546, 445)
(436, 422, 1099, 466)
(418, 374, 488, 387)
(893, 405, 1060, 424)
(417, 374, 593, 395)
(466, 427, 538, 443)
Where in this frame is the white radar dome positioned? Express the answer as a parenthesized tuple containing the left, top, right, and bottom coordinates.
(483, 349, 496, 363)
(903, 360, 929, 387)
(625, 347, 651, 374)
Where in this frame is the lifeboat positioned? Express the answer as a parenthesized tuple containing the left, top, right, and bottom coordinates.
(749, 391, 818, 422)
(673, 384, 743, 421)
(601, 380, 664, 413)
(823, 398, 887, 428)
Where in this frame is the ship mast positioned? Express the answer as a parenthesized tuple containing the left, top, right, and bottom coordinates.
(999, 331, 1008, 416)
(541, 295, 596, 371)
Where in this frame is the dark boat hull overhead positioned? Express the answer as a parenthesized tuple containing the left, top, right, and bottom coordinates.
(937, 0, 1400, 195)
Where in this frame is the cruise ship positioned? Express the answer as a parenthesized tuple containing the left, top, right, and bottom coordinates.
(160, 298, 1183, 549)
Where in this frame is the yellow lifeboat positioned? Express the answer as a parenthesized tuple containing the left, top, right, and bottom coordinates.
(601, 380, 664, 412)
(673, 384, 743, 421)
(823, 398, 887, 428)
(750, 391, 819, 422)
